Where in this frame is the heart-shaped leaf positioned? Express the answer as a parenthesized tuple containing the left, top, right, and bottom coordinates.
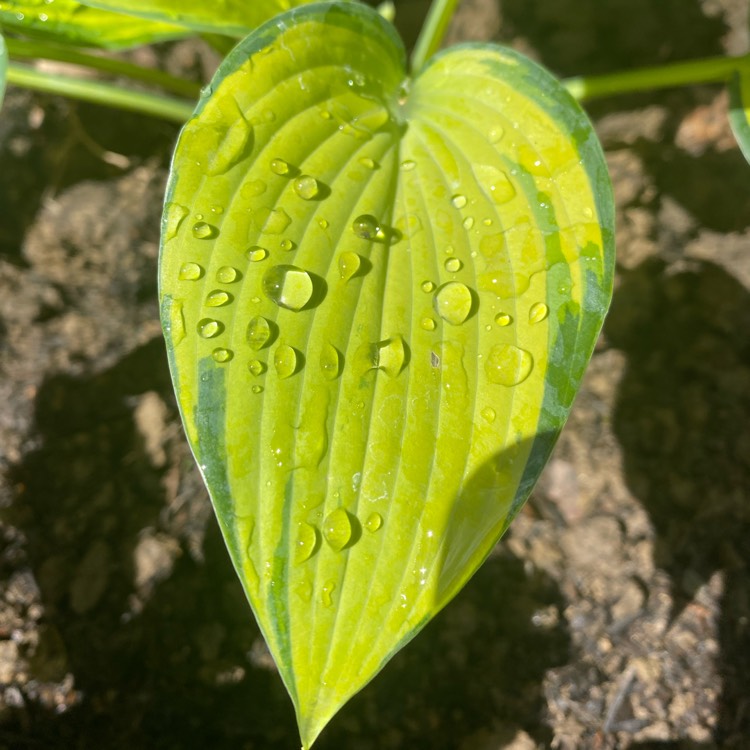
(729, 65, 750, 164)
(79, 0, 354, 37)
(159, 3, 614, 746)
(0, 0, 190, 49)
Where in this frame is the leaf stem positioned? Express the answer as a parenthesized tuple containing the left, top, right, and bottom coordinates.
(6, 62, 194, 123)
(410, 0, 461, 74)
(565, 53, 750, 101)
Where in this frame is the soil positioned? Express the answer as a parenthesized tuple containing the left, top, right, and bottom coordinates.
(1, 1, 749, 748)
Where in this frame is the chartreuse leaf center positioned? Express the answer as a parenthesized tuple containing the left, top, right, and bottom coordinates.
(159, 3, 614, 747)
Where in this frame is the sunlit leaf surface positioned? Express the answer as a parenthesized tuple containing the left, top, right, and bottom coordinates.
(159, 3, 614, 746)
(729, 65, 750, 164)
(0, 0, 189, 48)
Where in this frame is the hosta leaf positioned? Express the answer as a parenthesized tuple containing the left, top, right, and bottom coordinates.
(79, 0, 355, 37)
(0, 0, 190, 49)
(729, 65, 750, 164)
(159, 3, 614, 746)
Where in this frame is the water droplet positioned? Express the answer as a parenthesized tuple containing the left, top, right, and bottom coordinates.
(241, 179, 267, 198)
(197, 318, 222, 338)
(295, 523, 318, 563)
(279, 239, 295, 252)
(248, 359, 266, 376)
(359, 156, 378, 170)
(178, 262, 203, 280)
(246, 316, 272, 350)
(365, 512, 383, 532)
(485, 344, 533, 386)
(274, 344, 299, 379)
(475, 164, 516, 204)
(421, 280, 436, 293)
(212, 347, 233, 363)
(488, 125, 504, 143)
(318, 218, 329, 230)
(251, 384, 264, 394)
(338, 251, 361, 281)
(421, 317, 436, 331)
(210, 205, 223, 215)
(451, 194, 467, 209)
(352, 214, 379, 240)
(320, 343, 342, 380)
(481, 406, 496, 423)
(462, 216, 475, 230)
(167, 299, 185, 346)
(321, 580, 336, 608)
(205, 290, 232, 307)
(244, 245, 267, 263)
(494, 312, 513, 327)
(258, 207, 292, 235)
(262, 265, 313, 311)
(482, 217, 493, 226)
(434, 282, 473, 326)
(293, 175, 321, 200)
(216, 266, 239, 283)
(207, 115, 253, 175)
(164, 202, 189, 241)
(583, 206, 594, 220)
(270, 158, 291, 175)
(371, 336, 407, 377)
(529, 302, 549, 324)
(323, 508, 353, 551)
(192, 221, 218, 239)
(444, 257, 463, 273)
(401, 159, 416, 171)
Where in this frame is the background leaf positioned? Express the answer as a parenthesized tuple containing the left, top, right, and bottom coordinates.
(79, 0, 356, 37)
(159, 3, 614, 747)
(729, 65, 750, 165)
(0, 0, 191, 49)
(0, 33, 6, 106)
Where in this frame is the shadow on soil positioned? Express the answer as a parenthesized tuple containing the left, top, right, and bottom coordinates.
(607, 258, 750, 749)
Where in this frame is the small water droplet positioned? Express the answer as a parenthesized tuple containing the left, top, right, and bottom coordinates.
(270, 158, 291, 175)
(485, 344, 533, 386)
(359, 156, 378, 170)
(205, 289, 232, 307)
(197, 318, 222, 338)
(164, 203, 189, 241)
(293, 175, 321, 200)
(321, 580, 336, 608)
(252, 384, 264, 394)
(582, 206, 594, 219)
(481, 406, 496, 423)
(210, 205, 223, 215)
(365, 512, 383, 532)
(462, 216, 475, 230)
(451, 194, 467, 209)
(216, 266, 239, 283)
(241, 179, 267, 198)
(421, 317, 436, 331)
(352, 214, 379, 240)
(274, 344, 299, 379)
(178, 262, 203, 280)
(371, 336, 406, 377)
(338, 251, 361, 281)
(248, 359, 266, 376)
(295, 523, 318, 563)
(320, 343, 342, 380)
(323, 508, 353, 551)
(318, 218, 329, 230)
(212, 347, 233, 363)
(482, 217, 493, 226)
(421, 280, 436, 293)
(434, 282, 473, 326)
(192, 221, 218, 239)
(494, 312, 513, 327)
(488, 125, 504, 143)
(246, 316, 272, 350)
(529, 302, 549, 324)
(279, 239, 295, 252)
(401, 159, 416, 171)
(444, 257, 463, 273)
(262, 265, 313, 311)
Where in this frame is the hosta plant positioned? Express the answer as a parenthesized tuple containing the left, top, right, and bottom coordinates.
(1, 0, 749, 746)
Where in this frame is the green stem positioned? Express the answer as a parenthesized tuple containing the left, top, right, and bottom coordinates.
(6, 62, 194, 123)
(410, 0, 461, 74)
(565, 53, 750, 101)
(6, 38, 201, 98)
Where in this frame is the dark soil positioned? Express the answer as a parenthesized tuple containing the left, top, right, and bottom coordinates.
(1, 1, 749, 748)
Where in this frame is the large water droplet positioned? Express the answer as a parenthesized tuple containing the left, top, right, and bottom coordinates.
(338, 251, 361, 281)
(205, 290, 232, 307)
(365, 512, 383, 532)
(274, 344, 299, 379)
(372, 336, 406, 377)
(168, 299, 186, 346)
(197, 318, 222, 338)
(178, 262, 203, 280)
(270, 158, 291, 175)
(295, 523, 319, 563)
(451, 194, 467, 209)
(293, 175, 321, 200)
(216, 266, 239, 283)
(529, 302, 549, 324)
(164, 203, 189, 241)
(434, 282, 473, 326)
(248, 359, 266, 376)
(246, 245, 268, 262)
(494, 312, 513, 327)
(352, 214, 379, 240)
(444, 257, 463, 273)
(246, 316, 272, 350)
(212, 347, 233, 363)
(262, 265, 313, 311)
(485, 344, 533, 386)
(474, 164, 516, 204)
(321, 580, 336, 608)
(323, 508, 353, 551)
(192, 221, 218, 239)
(320, 343, 342, 380)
